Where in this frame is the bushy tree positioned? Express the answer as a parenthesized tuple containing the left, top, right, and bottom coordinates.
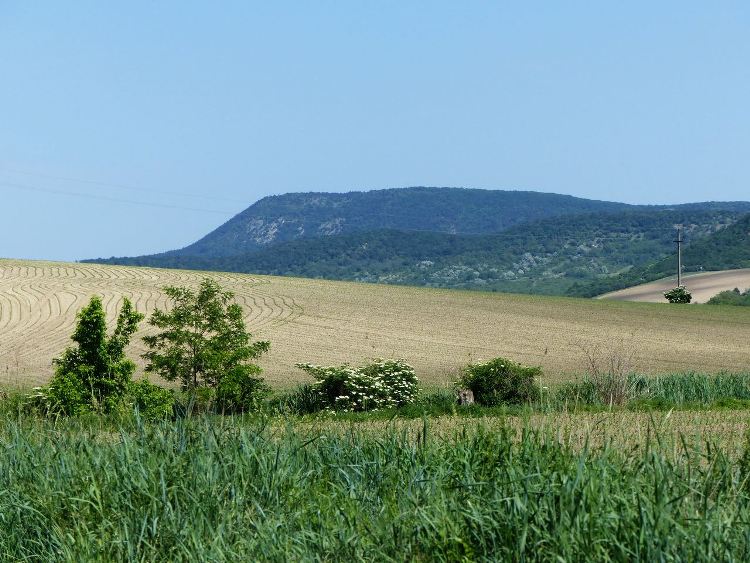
(143, 278, 270, 412)
(45, 296, 143, 414)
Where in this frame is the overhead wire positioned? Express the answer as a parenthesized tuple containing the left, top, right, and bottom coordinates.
(0, 166, 248, 204)
(0, 180, 235, 215)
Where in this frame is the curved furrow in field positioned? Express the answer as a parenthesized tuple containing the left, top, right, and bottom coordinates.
(0, 294, 15, 332)
(15, 282, 48, 336)
(3, 284, 36, 334)
(235, 293, 270, 327)
(241, 294, 284, 329)
(254, 293, 301, 327)
(273, 294, 304, 324)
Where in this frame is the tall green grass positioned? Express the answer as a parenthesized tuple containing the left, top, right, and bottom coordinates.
(557, 371, 750, 408)
(1, 415, 750, 560)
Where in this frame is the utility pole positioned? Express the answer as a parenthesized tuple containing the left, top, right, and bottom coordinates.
(674, 225, 683, 287)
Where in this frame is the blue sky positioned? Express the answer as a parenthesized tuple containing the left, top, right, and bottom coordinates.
(1, 2, 748, 261)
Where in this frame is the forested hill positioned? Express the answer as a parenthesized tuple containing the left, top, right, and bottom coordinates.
(567, 213, 750, 297)
(90, 208, 748, 296)
(165, 188, 637, 257)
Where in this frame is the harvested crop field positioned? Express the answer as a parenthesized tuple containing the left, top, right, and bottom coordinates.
(1, 258, 749, 388)
(600, 268, 750, 303)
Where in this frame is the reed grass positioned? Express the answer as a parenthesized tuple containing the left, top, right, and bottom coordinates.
(2, 415, 750, 561)
(556, 371, 750, 408)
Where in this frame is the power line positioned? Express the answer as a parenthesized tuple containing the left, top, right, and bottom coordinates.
(675, 225, 683, 286)
(0, 166, 248, 204)
(0, 180, 235, 215)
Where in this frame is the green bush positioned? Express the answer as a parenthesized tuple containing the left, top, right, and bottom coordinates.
(173, 387, 217, 417)
(707, 288, 750, 306)
(33, 369, 91, 416)
(457, 357, 541, 406)
(39, 296, 143, 415)
(296, 358, 419, 412)
(269, 383, 328, 415)
(215, 368, 270, 414)
(128, 379, 175, 421)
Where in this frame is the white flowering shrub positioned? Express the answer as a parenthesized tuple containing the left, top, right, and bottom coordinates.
(296, 359, 418, 412)
(664, 285, 692, 303)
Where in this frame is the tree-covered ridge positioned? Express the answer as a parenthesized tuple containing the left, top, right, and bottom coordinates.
(567, 213, 750, 297)
(166, 187, 640, 257)
(159, 187, 750, 259)
(90, 208, 746, 296)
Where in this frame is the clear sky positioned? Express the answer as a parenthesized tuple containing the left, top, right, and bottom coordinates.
(1, 2, 748, 261)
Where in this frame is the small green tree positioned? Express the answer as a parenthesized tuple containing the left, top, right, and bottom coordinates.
(664, 285, 692, 304)
(46, 296, 143, 414)
(143, 278, 270, 412)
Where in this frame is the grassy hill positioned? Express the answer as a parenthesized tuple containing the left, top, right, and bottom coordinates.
(2, 259, 750, 389)
(90, 208, 747, 295)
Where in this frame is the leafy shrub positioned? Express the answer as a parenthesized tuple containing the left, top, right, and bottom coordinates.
(457, 357, 540, 406)
(39, 296, 143, 415)
(129, 379, 175, 421)
(269, 383, 328, 415)
(707, 288, 750, 306)
(664, 285, 692, 303)
(172, 387, 217, 417)
(215, 369, 270, 414)
(33, 369, 91, 416)
(296, 359, 418, 412)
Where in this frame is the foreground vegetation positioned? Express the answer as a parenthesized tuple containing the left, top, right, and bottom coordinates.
(2, 412, 750, 561)
(3, 268, 750, 560)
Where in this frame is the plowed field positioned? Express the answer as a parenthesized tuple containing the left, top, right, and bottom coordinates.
(1, 259, 749, 388)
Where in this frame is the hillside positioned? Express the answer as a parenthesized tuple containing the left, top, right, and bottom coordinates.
(568, 213, 750, 297)
(91, 208, 747, 295)
(2, 260, 750, 389)
(161, 187, 636, 257)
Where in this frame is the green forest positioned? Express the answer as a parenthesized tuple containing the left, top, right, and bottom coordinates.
(91, 207, 748, 296)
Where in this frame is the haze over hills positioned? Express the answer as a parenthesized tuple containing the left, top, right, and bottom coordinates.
(88, 187, 750, 296)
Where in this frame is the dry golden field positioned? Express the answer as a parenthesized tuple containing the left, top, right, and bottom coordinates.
(1, 258, 749, 388)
